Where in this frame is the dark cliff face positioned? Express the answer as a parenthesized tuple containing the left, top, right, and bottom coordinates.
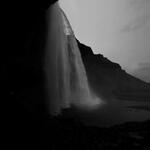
(5, 0, 58, 110)
(4, 1, 58, 148)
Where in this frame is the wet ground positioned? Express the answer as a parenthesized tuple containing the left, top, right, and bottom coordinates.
(80, 98, 150, 127)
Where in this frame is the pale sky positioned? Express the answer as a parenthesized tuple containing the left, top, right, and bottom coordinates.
(59, 0, 150, 71)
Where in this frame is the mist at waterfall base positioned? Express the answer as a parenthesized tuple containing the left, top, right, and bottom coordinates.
(44, 3, 150, 127)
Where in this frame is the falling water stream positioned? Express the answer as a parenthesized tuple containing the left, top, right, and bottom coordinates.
(45, 3, 103, 116)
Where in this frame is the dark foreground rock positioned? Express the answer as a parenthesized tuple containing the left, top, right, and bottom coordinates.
(8, 109, 150, 149)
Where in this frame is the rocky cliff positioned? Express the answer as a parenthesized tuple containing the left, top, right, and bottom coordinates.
(77, 40, 150, 101)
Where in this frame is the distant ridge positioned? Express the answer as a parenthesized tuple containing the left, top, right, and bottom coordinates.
(77, 40, 150, 100)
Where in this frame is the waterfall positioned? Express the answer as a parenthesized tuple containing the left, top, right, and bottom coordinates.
(45, 3, 103, 116)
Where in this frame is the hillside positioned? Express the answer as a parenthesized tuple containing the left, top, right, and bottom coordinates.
(77, 40, 150, 104)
